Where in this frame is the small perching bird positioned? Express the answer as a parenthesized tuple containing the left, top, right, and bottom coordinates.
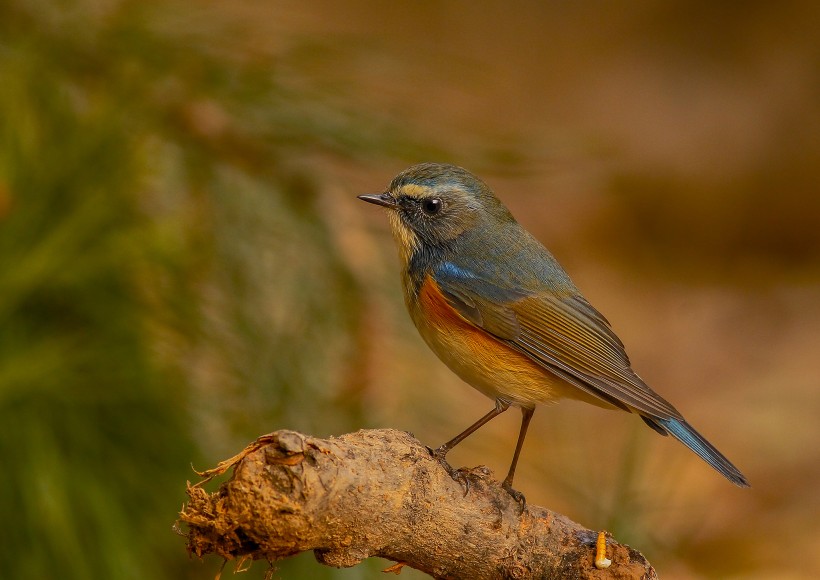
(359, 163, 749, 502)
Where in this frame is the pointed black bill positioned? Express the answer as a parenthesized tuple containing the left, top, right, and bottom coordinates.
(357, 193, 398, 209)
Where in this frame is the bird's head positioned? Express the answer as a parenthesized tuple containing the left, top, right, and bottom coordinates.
(358, 163, 512, 262)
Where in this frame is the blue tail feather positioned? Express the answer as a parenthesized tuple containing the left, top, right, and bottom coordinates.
(651, 417, 750, 488)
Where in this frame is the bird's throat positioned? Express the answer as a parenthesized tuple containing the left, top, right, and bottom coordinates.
(387, 211, 420, 270)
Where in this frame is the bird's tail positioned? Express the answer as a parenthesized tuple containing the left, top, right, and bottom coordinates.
(650, 417, 750, 488)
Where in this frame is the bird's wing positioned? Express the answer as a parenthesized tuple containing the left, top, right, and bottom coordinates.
(433, 262, 683, 420)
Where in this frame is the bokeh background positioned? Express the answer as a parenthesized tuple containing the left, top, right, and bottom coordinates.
(2, 1, 818, 579)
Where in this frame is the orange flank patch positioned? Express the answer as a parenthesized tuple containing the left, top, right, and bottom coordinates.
(413, 275, 571, 406)
(416, 275, 478, 331)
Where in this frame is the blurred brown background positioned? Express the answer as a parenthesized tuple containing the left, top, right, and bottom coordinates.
(1, 1, 818, 579)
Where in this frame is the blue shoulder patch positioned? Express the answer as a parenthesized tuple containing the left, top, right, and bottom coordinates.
(438, 261, 478, 280)
(434, 261, 525, 304)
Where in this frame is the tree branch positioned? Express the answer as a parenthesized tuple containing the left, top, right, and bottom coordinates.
(177, 429, 657, 579)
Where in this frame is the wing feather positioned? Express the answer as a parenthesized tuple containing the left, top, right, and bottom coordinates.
(434, 262, 683, 420)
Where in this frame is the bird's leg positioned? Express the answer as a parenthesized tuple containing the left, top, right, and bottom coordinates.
(501, 407, 534, 509)
(430, 399, 511, 492)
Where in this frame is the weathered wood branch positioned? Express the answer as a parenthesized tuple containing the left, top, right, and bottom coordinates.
(177, 429, 657, 579)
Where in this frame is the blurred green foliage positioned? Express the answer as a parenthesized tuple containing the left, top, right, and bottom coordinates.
(0, 1, 431, 578)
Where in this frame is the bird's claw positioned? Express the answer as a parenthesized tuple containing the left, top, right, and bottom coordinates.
(451, 468, 472, 496)
(502, 481, 526, 512)
(428, 446, 471, 496)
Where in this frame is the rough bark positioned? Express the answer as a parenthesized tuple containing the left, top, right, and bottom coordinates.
(177, 428, 657, 579)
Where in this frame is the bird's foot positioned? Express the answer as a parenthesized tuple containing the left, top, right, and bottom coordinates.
(501, 480, 526, 512)
(428, 446, 471, 496)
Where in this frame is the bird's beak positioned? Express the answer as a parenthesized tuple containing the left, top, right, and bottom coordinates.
(357, 192, 398, 209)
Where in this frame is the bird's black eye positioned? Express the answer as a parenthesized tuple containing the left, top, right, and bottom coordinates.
(421, 198, 443, 216)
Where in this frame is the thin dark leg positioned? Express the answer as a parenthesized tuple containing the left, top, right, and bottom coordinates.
(501, 407, 534, 508)
(431, 399, 510, 487)
(435, 399, 511, 457)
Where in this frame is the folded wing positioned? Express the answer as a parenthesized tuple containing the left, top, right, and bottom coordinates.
(434, 262, 683, 420)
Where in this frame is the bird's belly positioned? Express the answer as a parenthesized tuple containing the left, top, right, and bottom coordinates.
(409, 276, 581, 408)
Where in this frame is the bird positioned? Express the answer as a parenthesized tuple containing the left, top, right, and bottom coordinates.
(358, 162, 749, 502)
